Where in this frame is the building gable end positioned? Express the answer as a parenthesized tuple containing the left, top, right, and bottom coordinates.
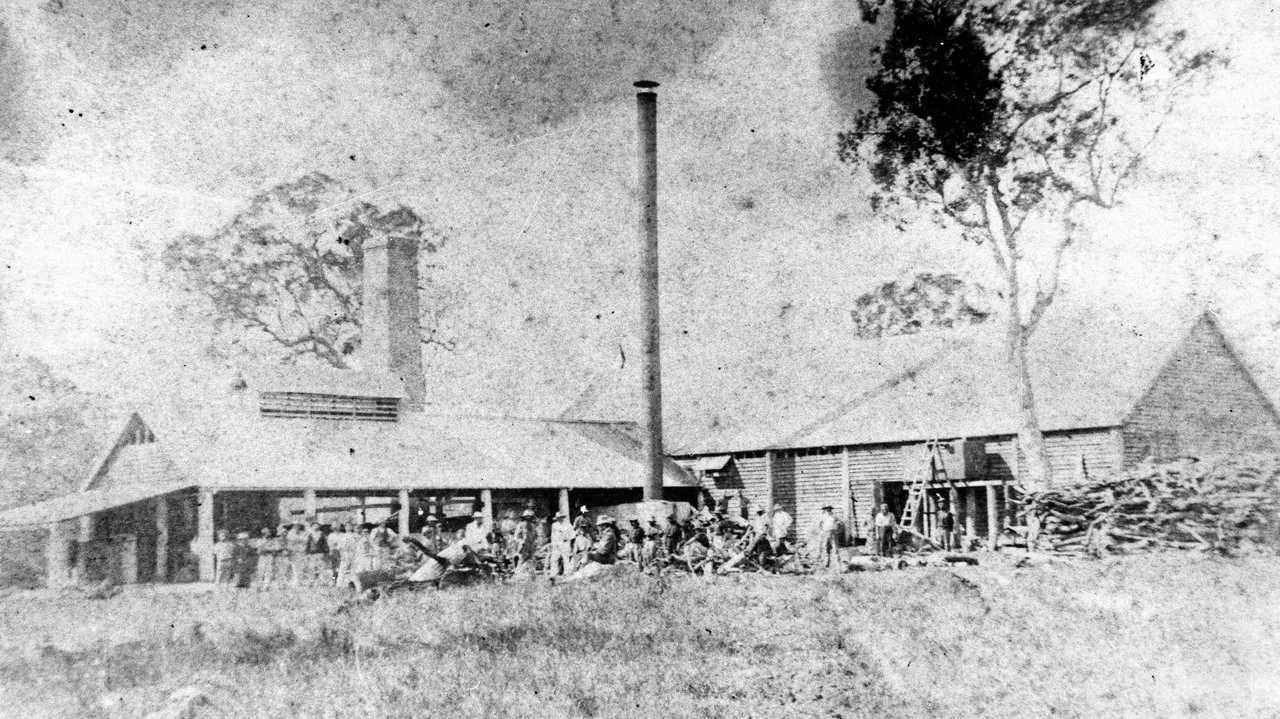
(1120, 312, 1280, 466)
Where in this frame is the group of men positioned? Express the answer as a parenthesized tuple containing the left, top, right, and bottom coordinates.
(208, 520, 410, 589)
(870, 500, 960, 556)
(206, 496, 964, 589)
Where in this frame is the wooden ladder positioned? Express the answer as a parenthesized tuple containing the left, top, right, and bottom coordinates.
(898, 441, 957, 546)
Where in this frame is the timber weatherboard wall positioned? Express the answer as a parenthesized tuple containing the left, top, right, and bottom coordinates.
(788, 448, 844, 544)
(846, 445, 902, 539)
(678, 426, 1130, 542)
(1120, 316, 1280, 467)
(695, 452, 769, 517)
(1044, 428, 1120, 486)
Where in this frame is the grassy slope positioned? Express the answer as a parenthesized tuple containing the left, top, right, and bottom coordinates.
(0, 554, 1277, 718)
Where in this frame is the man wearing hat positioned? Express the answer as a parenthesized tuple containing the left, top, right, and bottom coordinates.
(815, 505, 840, 570)
(548, 510, 573, 576)
(463, 511, 491, 555)
(512, 508, 539, 570)
(420, 514, 443, 554)
(587, 514, 619, 565)
(747, 507, 773, 563)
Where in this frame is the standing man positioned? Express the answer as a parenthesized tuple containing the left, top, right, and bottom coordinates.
(252, 526, 282, 590)
(662, 514, 682, 560)
(513, 509, 539, 571)
(874, 504, 897, 557)
(815, 505, 839, 570)
(937, 502, 956, 551)
(626, 519, 646, 566)
(305, 522, 331, 584)
(285, 523, 309, 586)
(499, 510, 519, 561)
(769, 503, 793, 553)
(212, 529, 236, 589)
(548, 511, 573, 577)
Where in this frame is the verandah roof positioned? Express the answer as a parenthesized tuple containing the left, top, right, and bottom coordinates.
(0, 480, 192, 530)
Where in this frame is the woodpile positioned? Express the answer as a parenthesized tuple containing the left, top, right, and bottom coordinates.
(1026, 456, 1280, 556)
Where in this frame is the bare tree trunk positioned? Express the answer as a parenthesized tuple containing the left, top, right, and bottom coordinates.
(983, 179, 1053, 494)
(1007, 306, 1052, 493)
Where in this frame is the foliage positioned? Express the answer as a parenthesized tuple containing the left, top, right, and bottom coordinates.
(161, 172, 451, 369)
(0, 355, 107, 507)
(0, 356, 111, 587)
(850, 272, 992, 338)
(837, 0, 1223, 488)
(840, 0, 1222, 327)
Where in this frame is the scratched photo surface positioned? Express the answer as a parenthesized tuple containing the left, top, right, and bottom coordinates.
(1, 1, 1279, 717)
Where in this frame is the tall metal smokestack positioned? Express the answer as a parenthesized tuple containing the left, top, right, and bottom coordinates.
(635, 80, 664, 501)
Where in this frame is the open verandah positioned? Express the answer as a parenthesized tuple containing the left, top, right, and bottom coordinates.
(0, 483, 667, 587)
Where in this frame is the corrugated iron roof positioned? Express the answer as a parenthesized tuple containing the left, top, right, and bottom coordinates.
(0, 410, 696, 528)
(120, 407, 696, 493)
(0, 480, 192, 529)
(654, 309, 1233, 455)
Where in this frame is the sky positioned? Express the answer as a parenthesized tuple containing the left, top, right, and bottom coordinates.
(1, 0, 1279, 419)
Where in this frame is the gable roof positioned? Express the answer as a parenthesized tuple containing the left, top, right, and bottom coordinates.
(0, 407, 695, 529)
(657, 309, 1261, 455)
(114, 397, 695, 494)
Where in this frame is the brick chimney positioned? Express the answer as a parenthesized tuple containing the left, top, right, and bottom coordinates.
(361, 235, 425, 410)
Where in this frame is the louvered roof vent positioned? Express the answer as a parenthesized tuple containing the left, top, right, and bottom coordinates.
(250, 368, 407, 422)
(259, 391, 400, 422)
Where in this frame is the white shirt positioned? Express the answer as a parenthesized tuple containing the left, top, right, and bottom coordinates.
(771, 510, 793, 539)
(463, 520, 489, 550)
(817, 513, 838, 534)
(550, 520, 574, 548)
(874, 511, 895, 528)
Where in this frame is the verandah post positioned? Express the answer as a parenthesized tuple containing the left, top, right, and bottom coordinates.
(197, 489, 216, 582)
(46, 520, 71, 589)
(154, 495, 169, 582)
(986, 484, 999, 549)
(398, 488, 411, 535)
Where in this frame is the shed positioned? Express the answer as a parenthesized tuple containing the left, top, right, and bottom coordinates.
(668, 309, 1280, 547)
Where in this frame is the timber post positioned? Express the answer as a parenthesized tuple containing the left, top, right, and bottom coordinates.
(764, 450, 775, 515)
(73, 514, 94, 583)
(986, 484, 999, 549)
(841, 447, 853, 543)
(303, 489, 318, 523)
(197, 489, 215, 582)
(964, 489, 977, 543)
(46, 520, 71, 589)
(558, 488, 571, 519)
(153, 495, 169, 582)
(480, 489, 494, 528)
(948, 486, 960, 548)
(397, 489, 411, 535)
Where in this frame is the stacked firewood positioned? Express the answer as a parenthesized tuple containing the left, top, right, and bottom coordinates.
(1026, 456, 1280, 555)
